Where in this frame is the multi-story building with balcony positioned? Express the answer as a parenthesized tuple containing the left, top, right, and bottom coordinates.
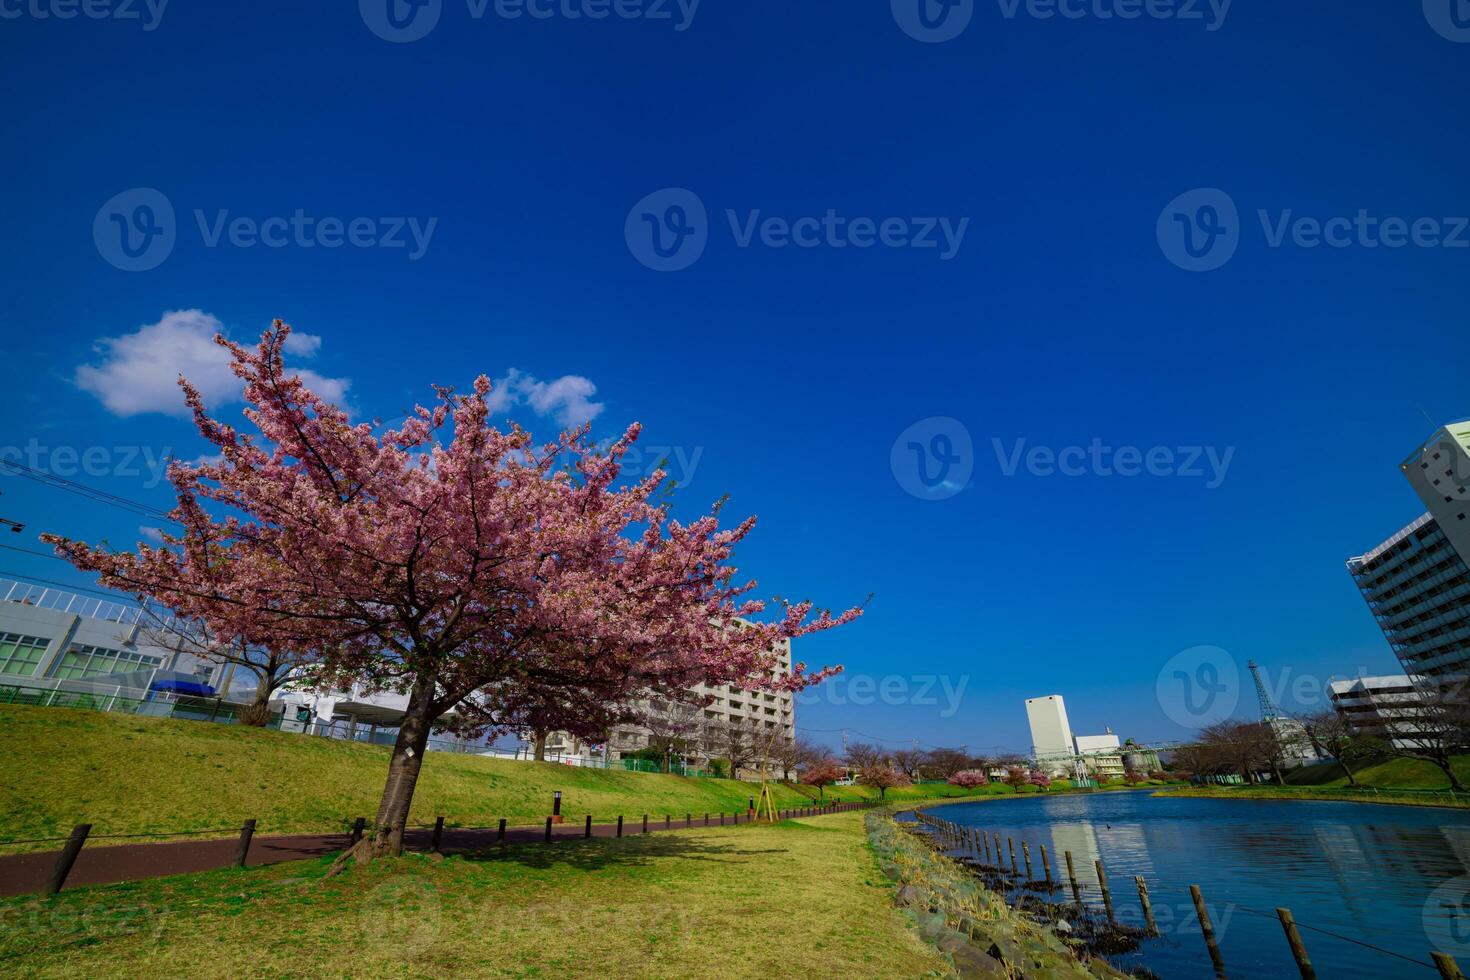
(1347, 513, 1470, 679)
(1327, 674, 1430, 749)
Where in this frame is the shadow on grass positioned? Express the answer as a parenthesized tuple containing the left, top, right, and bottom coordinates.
(452, 828, 790, 872)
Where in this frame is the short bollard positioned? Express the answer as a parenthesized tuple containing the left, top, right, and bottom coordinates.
(617, 815, 624, 838)
(665, 815, 670, 830)
(350, 817, 366, 845)
(704, 813, 709, 826)
(544, 817, 553, 842)
(686, 813, 692, 828)
(46, 823, 92, 894)
(1276, 907, 1316, 980)
(497, 818, 506, 842)
(585, 815, 592, 838)
(1136, 876, 1158, 936)
(642, 814, 648, 834)
(235, 819, 257, 869)
(1190, 884, 1227, 978)
(431, 816, 445, 853)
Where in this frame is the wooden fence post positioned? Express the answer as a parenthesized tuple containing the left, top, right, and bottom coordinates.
(349, 817, 365, 845)
(1276, 907, 1316, 979)
(1065, 850, 1082, 910)
(45, 824, 92, 895)
(431, 816, 444, 853)
(497, 818, 506, 842)
(617, 815, 624, 838)
(1023, 842, 1033, 880)
(642, 814, 649, 834)
(1190, 885, 1227, 978)
(1040, 844, 1053, 886)
(544, 817, 553, 842)
(585, 815, 592, 838)
(234, 819, 257, 869)
(1008, 838, 1018, 876)
(1095, 859, 1114, 921)
(1433, 952, 1467, 980)
(1136, 876, 1158, 936)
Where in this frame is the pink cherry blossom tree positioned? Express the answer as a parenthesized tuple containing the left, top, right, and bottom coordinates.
(947, 769, 988, 788)
(800, 757, 845, 799)
(44, 322, 859, 862)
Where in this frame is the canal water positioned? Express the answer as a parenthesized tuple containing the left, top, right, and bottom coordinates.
(914, 792, 1470, 978)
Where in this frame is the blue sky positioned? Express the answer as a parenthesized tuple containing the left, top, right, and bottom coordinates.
(1, 1, 1468, 756)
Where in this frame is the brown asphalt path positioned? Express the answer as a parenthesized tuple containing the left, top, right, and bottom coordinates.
(0, 802, 866, 898)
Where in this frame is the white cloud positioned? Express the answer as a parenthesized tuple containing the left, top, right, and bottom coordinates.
(489, 369, 604, 428)
(282, 331, 322, 358)
(73, 310, 351, 418)
(139, 525, 166, 543)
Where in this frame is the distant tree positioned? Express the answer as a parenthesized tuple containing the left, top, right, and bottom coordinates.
(1382, 679, 1470, 792)
(947, 769, 988, 788)
(1004, 767, 1027, 789)
(845, 742, 886, 771)
(773, 737, 825, 782)
(140, 615, 306, 726)
(641, 698, 707, 772)
(923, 747, 971, 779)
(892, 748, 926, 780)
(1027, 770, 1052, 790)
(1123, 771, 1145, 786)
(1297, 709, 1383, 786)
(858, 764, 910, 800)
(713, 717, 766, 780)
(800, 757, 845, 799)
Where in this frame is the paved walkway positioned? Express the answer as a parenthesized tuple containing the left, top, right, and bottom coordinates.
(0, 803, 867, 897)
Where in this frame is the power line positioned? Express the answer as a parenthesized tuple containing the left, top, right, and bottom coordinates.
(0, 568, 138, 601)
(0, 459, 175, 521)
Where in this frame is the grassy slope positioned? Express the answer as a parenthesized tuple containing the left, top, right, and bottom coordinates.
(0, 704, 985, 850)
(0, 810, 947, 979)
(1282, 754, 1470, 788)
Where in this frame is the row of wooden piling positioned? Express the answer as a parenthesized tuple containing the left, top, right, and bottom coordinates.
(913, 809, 1465, 980)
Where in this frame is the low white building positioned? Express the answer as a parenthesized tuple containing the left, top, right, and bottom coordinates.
(1327, 674, 1430, 749)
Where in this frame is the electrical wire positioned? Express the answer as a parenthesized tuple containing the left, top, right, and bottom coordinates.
(0, 459, 175, 521)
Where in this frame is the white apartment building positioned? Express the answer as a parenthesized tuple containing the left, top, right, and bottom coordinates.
(1328, 674, 1430, 749)
(1402, 422, 1470, 565)
(547, 637, 797, 770)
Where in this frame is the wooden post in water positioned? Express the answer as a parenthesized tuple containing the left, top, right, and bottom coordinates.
(1135, 876, 1158, 936)
(1433, 952, 1467, 980)
(1275, 907, 1316, 980)
(1190, 884, 1227, 979)
(1040, 844, 1053, 886)
(982, 833, 991, 863)
(993, 833, 1002, 867)
(1095, 859, 1114, 921)
(1008, 838, 1018, 876)
(1023, 842, 1033, 880)
(1064, 850, 1082, 910)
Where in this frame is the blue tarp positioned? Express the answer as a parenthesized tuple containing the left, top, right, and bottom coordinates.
(151, 678, 216, 697)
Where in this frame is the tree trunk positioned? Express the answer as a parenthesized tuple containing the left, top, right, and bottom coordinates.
(1341, 758, 1357, 786)
(1436, 758, 1466, 792)
(532, 730, 547, 762)
(238, 685, 274, 727)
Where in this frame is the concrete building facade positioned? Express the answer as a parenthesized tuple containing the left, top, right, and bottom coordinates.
(1025, 694, 1075, 763)
(1328, 674, 1429, 749)
(1402, 422, 1470, 565)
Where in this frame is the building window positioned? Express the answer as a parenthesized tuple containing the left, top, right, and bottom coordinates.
(49, 644, 163, 680)
(0, 633, 49, 676)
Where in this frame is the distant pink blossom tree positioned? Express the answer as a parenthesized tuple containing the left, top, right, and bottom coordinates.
(859, 764, 911, 800)
(800, 757, 846, 799)
(1027, 770, 1052, 789)
(44, 322, 860, 862)
(947, 769, 988, 788)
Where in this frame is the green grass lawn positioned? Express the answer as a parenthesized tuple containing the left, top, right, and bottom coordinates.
(0, 810, 947, 978)
(1282, 754, 1470, 788)
(0, 704, 988, 852)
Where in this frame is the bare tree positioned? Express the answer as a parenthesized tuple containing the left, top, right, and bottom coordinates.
(1298, 709, 1383, 786)
(712, 717, 764, 780)
(772, 736, 823, 781)
(641, 698, 708, 772)
(140, 614, 311, 726)
(923, 747, 970, 779)
(1383, 678, 1470, 792)
(845, 742, 885, 771)
(892, 748, 926, 780)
